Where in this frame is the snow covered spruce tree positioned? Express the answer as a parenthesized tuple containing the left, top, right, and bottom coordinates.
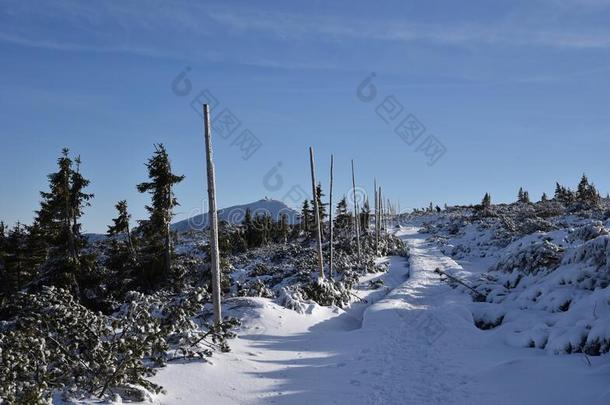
(0, 146, 239, 402)
(300, 199, 312, 234)
(254, 213, 274, 246)
(277, 212, 290, 244)
(228, 226, 248, 253)
(241, 209, 278, 248)
(517, 187, 530, 204)
(0, 223, 30, 298)
(576, 174, 601, 209)
(23, 220, 48, 279)
(35, 148, 94, 293)
(136, 144, 184, 289)
(243, 208, 257, 247)
(554, 182, 575, 206)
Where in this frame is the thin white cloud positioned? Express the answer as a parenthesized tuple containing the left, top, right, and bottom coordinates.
(0, 31, 168, 56)
(0, 0, 211, 57)
(206, 8, 610, 49)
(2, 0, 610, 75)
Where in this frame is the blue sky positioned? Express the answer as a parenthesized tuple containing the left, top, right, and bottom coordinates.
(2, 0, 610, 232)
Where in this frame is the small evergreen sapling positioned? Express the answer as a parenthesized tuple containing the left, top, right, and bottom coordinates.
(311, 183, 327, 225)
(481, 193, 492, 210)
(107, 200, 135, 256)
(360, 198, 371, 233)
(334, 197, 351, 235)
(105, 200, 138, 292)
(300, 200, 312, 234)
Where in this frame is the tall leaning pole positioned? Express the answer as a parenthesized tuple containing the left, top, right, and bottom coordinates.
(328, 154, 334, 280)
(351, 160, 362, 262)
(309, 147, 325, 280)
(203, 104, 222, 324)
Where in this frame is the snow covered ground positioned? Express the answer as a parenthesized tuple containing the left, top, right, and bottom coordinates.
(152, 227, 610, 405)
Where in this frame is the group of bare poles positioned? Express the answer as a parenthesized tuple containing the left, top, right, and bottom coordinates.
(372, 180, 392, 253)
(308, 147, 396, 280)
(374, 180, 395, 249)
(204, 106, 398, 323)
(308, 147, 362, 281)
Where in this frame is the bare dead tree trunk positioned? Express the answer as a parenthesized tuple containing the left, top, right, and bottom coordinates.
(374, 179, 379, 252)
(362, 196, 369, 233)
(397, 200, 400, 225)
(394, 200, 397, 226)
(380, 194, 385, 232)
(351, 160, 361, 261)
(386, 199, 391, 228)
(203, 104, 222, 324)
(309, 147, 325, 280)
(328, 154, 334, 280)
(433, 268, 487, 301)
(378, 187, 381, 235)
(386, 198, 391, 229)
(396, 200, 400, 227)
(379, 186, 382, 235)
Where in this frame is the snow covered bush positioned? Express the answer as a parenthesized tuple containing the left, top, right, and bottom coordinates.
(222, 232, 406, 311)
(516, 217, 556, 235)
(0, 286, 238, 403)
(302, 277, 350, 308)
(381, 233, 410, 256)
(470, 224, 610, 354)
(277, 287, 311, 313)
(491, 239, 564, 276)
(416, 195, 610, 356)
(562, 235, 610, 289)
(237, 278, 274, 298)
(567, 221, 608, 243)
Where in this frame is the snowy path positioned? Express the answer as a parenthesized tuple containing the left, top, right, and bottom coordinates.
(153, 228, 610, 405)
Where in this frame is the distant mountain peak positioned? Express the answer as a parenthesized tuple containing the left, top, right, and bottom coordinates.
(171, 198, 299, 232)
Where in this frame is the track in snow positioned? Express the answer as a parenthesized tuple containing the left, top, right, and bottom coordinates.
(154, 227, 610, 405)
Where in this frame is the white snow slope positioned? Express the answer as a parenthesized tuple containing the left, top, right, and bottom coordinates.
(153, 228, 610, 405)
